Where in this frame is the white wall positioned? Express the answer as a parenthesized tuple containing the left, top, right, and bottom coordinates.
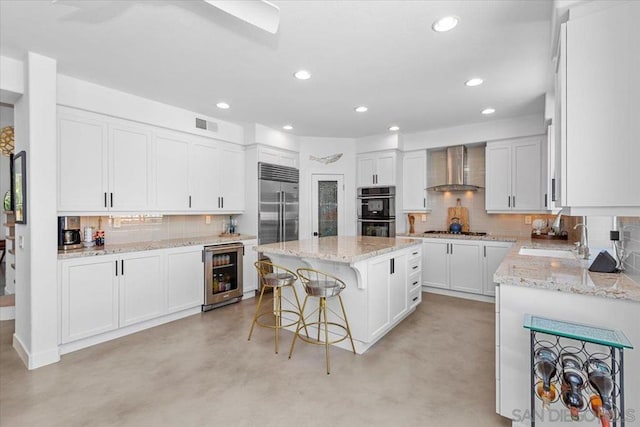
(0, 56, 24, 103)
(402, 113, 544, 150)
(13, 53, 60, 369)
(355, 132, 401, 153)
(299, 136, 357, 237)
(57, 74, 244, 144)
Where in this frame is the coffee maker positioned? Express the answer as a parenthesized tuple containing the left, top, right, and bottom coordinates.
(58, 216, 83, 250)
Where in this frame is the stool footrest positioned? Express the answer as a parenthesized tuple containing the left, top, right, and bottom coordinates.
(294, 321, 352, 346)
(254, 310, 301, 330)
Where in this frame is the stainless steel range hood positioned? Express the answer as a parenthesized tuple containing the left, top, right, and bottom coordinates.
(426, 145, 482, 192)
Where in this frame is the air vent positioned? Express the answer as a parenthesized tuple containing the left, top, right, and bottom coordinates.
(195, 118, 219, 132)
(258, 162, 299, 183)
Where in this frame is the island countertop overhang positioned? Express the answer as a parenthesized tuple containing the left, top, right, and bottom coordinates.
(255, 236, 421, 264)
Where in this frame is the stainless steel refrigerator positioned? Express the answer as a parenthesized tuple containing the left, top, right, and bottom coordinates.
(258, 162, 299, 245)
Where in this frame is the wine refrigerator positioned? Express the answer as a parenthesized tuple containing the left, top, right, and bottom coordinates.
(203, 243, 244, 311)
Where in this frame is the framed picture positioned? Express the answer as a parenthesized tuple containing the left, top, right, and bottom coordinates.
(13, 151, 26, 224)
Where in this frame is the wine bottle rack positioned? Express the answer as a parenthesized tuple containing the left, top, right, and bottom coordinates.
(524, 314, 633, 427)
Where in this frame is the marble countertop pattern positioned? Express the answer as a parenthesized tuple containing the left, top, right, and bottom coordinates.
(399, 232, 518, 243)
(494, 239, 640, 303)
(58, 234, 257, 260)
(256, 236, 421, 264)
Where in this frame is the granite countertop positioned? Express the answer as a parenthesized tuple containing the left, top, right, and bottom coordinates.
(399, 232, 518, 243)
(494, 239, 640, 303)
(256, 236, 421, 264)
(58, 234, 257, 260)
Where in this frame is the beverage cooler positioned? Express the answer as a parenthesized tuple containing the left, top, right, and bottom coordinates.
(203, 243, 244, 311)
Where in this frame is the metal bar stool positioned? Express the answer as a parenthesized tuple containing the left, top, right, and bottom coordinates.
(248, 260, 306, 354)
(288, 268, 356, 374)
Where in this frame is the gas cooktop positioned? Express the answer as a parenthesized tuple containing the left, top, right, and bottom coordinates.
(423, 230, 487, 236)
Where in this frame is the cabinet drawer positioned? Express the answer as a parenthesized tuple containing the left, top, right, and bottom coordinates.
(408, 247, 422, 263)
(408, 271, 421, 292)
(408, 286, 421, 308)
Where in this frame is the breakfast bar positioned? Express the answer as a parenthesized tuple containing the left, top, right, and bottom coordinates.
(256, 236, 423, 354)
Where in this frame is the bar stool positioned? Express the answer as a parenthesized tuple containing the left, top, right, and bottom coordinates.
(248, 260, 306, 354)
(288, 268, 356, 374)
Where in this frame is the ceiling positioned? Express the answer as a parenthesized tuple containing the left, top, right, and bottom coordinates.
(0, 0, 553, 138)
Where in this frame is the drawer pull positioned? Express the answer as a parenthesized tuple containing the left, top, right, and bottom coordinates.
(412, 251, 418, 255)
(412, 265, 418, 270)
(412, 296, 418, 302)
(412, 281, 418, 286)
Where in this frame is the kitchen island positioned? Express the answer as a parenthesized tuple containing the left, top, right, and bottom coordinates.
(257, 236, 422, 354)
(494, 241, 640, 426)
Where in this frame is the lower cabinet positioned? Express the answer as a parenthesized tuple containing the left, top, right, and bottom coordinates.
(421, 238, 513, 297)
(367, 246, 419, 340)
(166, 246, 205, 313)
(60, 246, 205, 345)
(241, 239, 258, 295)
(60, 255, 120, 343)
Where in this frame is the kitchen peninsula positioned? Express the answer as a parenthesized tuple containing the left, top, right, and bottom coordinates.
(494, 242, 640, 426)
(257, 236, 422, 354)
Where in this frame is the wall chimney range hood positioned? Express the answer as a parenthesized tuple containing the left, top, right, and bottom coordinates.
(426, 145, 482, 192)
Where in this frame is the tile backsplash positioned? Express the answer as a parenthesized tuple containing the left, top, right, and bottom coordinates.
(618, 216, 640, 282)
(79, 215, 236, 245)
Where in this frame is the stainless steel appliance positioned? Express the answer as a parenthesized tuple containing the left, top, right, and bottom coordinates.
(426, 145, 482, 192)
(58, 216, 83, 250)
(357, 186, 396, 237)
(203, 243, 244, 311)
(258, 162, 299, 245)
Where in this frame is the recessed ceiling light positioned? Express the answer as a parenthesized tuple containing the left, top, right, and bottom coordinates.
(389, 126, 400, 131)
(294, 70, 311, 80)
(432, 16, 459, 32)
(216, 102, 230, 109)
(481, 108, 496, 115)
(282, 125, 293, 130)
(465, 78, 484, 87)
(354, 106, 368, 113)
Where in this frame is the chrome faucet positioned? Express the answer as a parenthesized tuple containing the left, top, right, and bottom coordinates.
(574, 223, 589, 259)
(551, 210, 563, 235)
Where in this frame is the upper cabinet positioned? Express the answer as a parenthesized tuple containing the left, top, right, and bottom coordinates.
(556, 2, 640, 213)
(485, 137, 545, 212)
(357, 151, 397, 187)
(57, 107, 245, 214)
(258, 146, 298, 168)
(402, 151, 427, 211)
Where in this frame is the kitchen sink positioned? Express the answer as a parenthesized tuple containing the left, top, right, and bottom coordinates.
(518, 247, 576, 259)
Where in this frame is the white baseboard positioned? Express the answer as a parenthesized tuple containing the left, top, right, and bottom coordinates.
(13, 333, 61, 370)
(0, 305, 15, 320)
(422, 286, 495, 303)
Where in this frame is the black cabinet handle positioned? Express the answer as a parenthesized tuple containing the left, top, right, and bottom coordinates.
(508, 196, 511, 208)
(110, 193, 113, 208)
(450, 244, 454, 255)
(423, 198, 426, 208)
(121, 260, 124, 275)
(544, 193, 548, 208)
(390, 258, 395, 274)
(189, 195, 192, 208)
(221, 197, 224, 209)
(412, 265, 418, 270)
(115, 260, 118, 276)
(513, 195, 516, 207)
(552, 178, 556, 202)
(104, 192, 107, 208)
(484, 246, 487, 258)
(413, 296, 418, 302)
(413, 281, 418, 286)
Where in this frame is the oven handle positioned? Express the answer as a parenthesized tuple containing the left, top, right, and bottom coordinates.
(357, 195, 394, 200)
(357, 219, 395, 223)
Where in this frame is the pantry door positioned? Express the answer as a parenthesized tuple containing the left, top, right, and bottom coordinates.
(311, 174, 344, 238)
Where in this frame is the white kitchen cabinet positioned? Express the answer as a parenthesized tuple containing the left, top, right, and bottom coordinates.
(189, 140, 220, 211)
(367, 255, 390, 338)
(166, 246, 204, 313)
(108, 124, 153, 211)
(402, 151, 427, 211)
(60, 255, 119, 344)
(389, 251, 408, 323)
(155, 133, 191, 210)
(449, 241, 483, 294)
(482, 242, 513, 297)
(421, 239, 449, 289)
(242, 239, 258, 296)
(119, 251, 164, 327)
(560, 2, 640, 210)
(357, 151, 397, 187)
(57, 113, 109, 212)
(218, 144, 245, 212)
(258, 146, 298, 168)
(485, 137, 544, 212)
(422, 238, 485, 295)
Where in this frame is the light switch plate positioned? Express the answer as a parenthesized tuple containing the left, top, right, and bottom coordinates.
(421, 214, 427, 222)
(524, 216, 532, 225)
(205, 215, 211, 225)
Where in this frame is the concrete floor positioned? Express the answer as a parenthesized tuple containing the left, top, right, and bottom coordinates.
(0, 293, 510, 427)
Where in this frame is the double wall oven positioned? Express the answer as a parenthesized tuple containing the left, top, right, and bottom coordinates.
(357, 186, 396, 237)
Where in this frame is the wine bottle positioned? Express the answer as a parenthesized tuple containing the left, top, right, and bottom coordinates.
(534, 348, 558, 409)
(560, 354, 586, 421)
(586, 358, 615, 423)
(589, 394, 612, 427)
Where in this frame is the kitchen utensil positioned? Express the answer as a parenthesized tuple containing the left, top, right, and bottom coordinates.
(447, 198, 469, 232)
(408, 214, 415, 234)
(449, 217, 462, 233)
